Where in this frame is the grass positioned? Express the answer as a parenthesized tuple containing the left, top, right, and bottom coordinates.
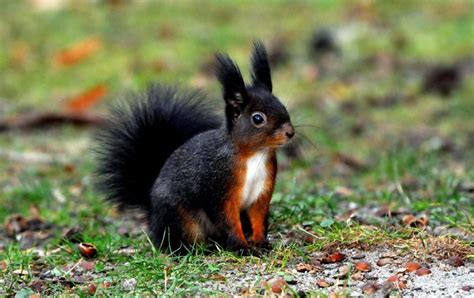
(1, 0, 473, 295)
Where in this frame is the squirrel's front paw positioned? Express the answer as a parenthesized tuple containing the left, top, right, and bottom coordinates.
(227, 236, 249, 255)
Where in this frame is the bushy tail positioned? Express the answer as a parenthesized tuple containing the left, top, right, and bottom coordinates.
(94, 85, 221, 209)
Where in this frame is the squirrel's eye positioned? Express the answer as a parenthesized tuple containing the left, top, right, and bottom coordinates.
(251, 112, 266, 128)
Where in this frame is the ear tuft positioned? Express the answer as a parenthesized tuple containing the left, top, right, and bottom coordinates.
(215, 53, 247, 107)
(250, 40, 272, 92)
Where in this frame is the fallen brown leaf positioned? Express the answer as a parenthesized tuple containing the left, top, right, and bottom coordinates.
(406, 261, 421, 272)
(66, 84, 107, 112)
(296, 263, 318, 273)
(387, 275, 399, 283)
(5, 214, 29, 237)
(402, 214, 416, 226)
(355, 262, 372, 272)
(55, 37, 102, 66)
(416, 268, 431, 276)
(322, 251, 346, 263)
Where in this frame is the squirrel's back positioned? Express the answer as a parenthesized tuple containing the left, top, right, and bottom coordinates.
(94, 85, 221, 210)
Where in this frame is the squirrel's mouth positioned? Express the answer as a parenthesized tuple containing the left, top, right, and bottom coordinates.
(271, 122, 295, 147)
(271, 132, 295, 148)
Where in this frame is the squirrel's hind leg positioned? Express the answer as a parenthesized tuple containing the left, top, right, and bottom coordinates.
(148, 204, 186, 253)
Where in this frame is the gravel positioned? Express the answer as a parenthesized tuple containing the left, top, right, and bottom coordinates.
(196, 248, 474, 296)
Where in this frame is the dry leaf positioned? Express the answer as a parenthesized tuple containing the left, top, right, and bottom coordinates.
(5, 214, 29, 237)
(402, 214, 416, 226)
(406, 261, 421, 272)
(296, 263, 318, 273)
(55, 37, 102, 66)
(387, 275, 399, 283)
(355, 262, 372, 272)
(322, 252, 345, 263)
(416, 268, 431, 276)
(66, 84, 107, 112)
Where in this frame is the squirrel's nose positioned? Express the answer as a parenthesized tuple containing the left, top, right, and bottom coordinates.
(282, 122, 295, 139)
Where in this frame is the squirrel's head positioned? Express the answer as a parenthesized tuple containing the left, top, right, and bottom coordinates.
(215, 41, 294, 151)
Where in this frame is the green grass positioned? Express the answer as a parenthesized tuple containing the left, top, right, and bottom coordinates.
(1, 0, 473, 295)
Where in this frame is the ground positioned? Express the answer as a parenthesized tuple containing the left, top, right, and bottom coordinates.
(0, 1, 473, 296)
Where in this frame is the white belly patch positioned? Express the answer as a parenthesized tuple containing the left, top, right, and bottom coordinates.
(241, 151, 268, 209)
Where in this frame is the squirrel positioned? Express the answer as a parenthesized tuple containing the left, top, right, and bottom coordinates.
(95, 41, 294, 254)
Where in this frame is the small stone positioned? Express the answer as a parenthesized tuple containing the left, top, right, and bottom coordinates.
(376, 258, 392, 266)
(13, 269, 29, 275)
(362, 282, 380, 294)
(351, 271, 364, 281)
(462, 285, 473, 291)
(338, 265, 350, 278)
(122, 278, 137, 291)
(352, 253, 365, 259)
(446, 256, 464, 267)
(316, 279, 333, 288)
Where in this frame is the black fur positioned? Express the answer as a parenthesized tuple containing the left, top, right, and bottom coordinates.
(251, 40, 272, 92)
(94, 85, 221, 209)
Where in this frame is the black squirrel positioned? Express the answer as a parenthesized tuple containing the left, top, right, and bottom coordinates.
(95, 41, 294, 253)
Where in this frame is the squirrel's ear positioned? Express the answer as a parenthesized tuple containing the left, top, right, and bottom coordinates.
(250, 40, 272, 92)
(215, 53, 248, 112)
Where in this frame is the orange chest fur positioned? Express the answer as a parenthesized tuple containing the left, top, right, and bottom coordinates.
(232, 150, 276, 209)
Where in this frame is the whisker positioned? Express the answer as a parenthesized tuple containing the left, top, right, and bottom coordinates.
(294, 124, 320, 129)
(295, 133, 321, 154)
